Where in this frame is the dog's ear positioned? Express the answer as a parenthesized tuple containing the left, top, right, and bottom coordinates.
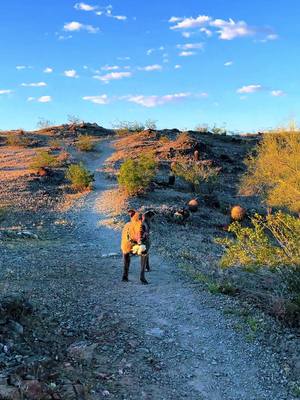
(128, 209, 136, 218)
(144, 210, 155, 220)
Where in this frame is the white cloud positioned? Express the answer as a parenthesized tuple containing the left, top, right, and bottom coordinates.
(224, 61, 233, 67)
(16, 65, 26, 70)
(93, 71, 132, 83)
(37, 96, 52, 103)
(126, 92, 191, 108)
(210, 19, 255, 40)
(147, 48, 154, 56)
(101, 65, 120, 71)
(138, 64, 162, 72)
(0, 89, 12, 95)
(170, 15, 211, 30)
(174, 64, 181, 69)
(113, 15, 127, 20)
(74, 2, 97, 11)
(177, 42, 204, 50)
(64, 69, 78, 78)
(182, 32, 192, 38)
(179, 51, 196, 57)
(200, 27, 213, 37)
(83, 94, 109, 104)
(21, 82, 47, 87)
(237, 84, 262, 94)
(117, 56, 131, 61)
(44, 67, 53, 73)
(64, 21, 99, 33)
(169, 16, 183, 23)
(27, 97, 35, 102)
(271, 90, 285, 97)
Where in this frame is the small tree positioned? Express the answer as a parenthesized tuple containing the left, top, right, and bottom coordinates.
(75, 135, 95, 152)
(65, 163, 94, 191)
(172, 158, 220, 192)
(216, 212, 300, 269)
(240, 128, 300, 215)
(118, 153, 157, 195)
(30, 150, 60, 169)
(145, 119, 157, 130)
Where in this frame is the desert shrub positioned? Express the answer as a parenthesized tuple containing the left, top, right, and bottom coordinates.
(159, 135, 170, 144)
(6, 134, 31, 147)
(172, 158, 220, 192)
(75, 135, 95, 152)
(240, 127, 300, 214)
(68, 114, 82, 124)
(176, 132, 191, 143)
(145, 119, 157, 130)
(65, 163, 94, 191)
(56, 151, 70, 166)
(36, 118, 54, 129)
(195, 124, 209, 133)
(49, 139, 62, 150)
(113, 120, 145, 132)
(118, 153, 157, 195)
(211, 124, 227, 135)
(0, 206, 7, 221)
(30, 150, 60, 169)
(116, 128, 130, 137)
(216, 212, 300, 269)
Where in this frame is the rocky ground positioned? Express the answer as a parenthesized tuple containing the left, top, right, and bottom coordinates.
(0, 135, 299, 399)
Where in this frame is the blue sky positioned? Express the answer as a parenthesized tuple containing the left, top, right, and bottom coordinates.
(0, 0, 299, 132)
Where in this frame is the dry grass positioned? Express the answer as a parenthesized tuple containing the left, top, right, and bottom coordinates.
(0, 147, 37, 181)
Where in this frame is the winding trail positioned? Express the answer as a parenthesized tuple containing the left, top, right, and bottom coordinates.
(0, 140, 292, 399)
(69, 140, 291, 400)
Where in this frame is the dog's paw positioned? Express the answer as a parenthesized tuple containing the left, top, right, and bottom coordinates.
(122, 276, 129, 282)
(140, 279, 149, 285)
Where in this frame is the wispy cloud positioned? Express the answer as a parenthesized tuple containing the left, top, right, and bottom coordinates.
(179, 51, 196, 57)
(93, 71, 132, 83)
(16, 65, 31, 70)
(74, 2, 97, 11)
(138, 64, 162, 72)
(126, 92, 191, 108)
(169, 15, 277, 42)
(170, 15, 211, 30)
(177, 42, 204, 50)
(21, 82, 47, 87)
(64, 21, 99, 33)
(64, 69, 78, 78)
(101, 65, 120, 71)
(271, 90, 285, 97)
(224, 61, 233, 67)
(237, 84, 262, 94)
(0, 89, 13, 95)
(44, 67, 53, 73)
(37, 96, 52, 103)
(174, 64, 182, 69)
(83, 94, 109, 104)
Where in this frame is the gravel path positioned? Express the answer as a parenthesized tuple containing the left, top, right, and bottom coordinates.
(0, 140, 294, 399)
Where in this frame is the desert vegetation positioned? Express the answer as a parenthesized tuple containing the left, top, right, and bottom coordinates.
(74, 134, 95, 152)
(118, 152, 157, 195)
(66, 162, 94, 191)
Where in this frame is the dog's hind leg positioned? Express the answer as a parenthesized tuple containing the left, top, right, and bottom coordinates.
(122, 253, 130, 282)
(140, 255, 148, 284)
(145, 254, 150, 272)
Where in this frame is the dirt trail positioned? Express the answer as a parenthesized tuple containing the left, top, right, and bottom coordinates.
(68, 140, 292, 400)
(0, 140, 293, 399)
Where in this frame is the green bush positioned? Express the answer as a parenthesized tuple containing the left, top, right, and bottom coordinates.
(172, 158, 220, 192)
(216, 212, 300, 269)
(6, 134, 31, 147)
(240, 128, 300, 214)
(118, 153, 157, 195)
(30, 150, 60, 169)
(75, 135, 95, 152)
(65, 163, 94, 191)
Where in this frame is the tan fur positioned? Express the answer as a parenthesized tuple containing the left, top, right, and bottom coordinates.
(121, 212, 142, 254)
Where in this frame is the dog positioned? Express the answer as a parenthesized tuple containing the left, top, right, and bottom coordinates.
(121, 209, 155, 284)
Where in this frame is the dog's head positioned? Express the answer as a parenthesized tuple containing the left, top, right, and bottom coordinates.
(128, 209, 155, 222)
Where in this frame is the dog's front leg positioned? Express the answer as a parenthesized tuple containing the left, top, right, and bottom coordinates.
(122, 253, 130, 282)
(145, 254, 150, 272)
(140, 255, 148, 284)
